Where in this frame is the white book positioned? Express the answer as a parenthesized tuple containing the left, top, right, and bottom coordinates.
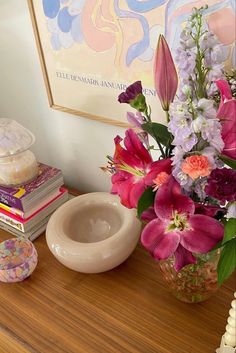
(0, 214, 50, 241)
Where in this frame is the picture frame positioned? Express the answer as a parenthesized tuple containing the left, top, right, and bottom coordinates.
(28, 0, 235, 127)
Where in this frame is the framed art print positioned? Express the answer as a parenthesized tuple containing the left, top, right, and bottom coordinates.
(28, 0, 235, 127)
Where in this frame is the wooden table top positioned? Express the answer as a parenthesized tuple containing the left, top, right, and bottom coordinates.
(0, 198, 235, 353)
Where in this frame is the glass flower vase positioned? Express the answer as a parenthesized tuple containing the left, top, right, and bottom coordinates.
(158, 250, 221, 303)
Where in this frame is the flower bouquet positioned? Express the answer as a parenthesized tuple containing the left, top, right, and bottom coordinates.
(104, 6, 236, 302)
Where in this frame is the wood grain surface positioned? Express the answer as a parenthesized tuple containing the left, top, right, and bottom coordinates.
(0, 193, 235, 353)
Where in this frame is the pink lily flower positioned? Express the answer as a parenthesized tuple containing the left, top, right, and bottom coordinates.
(141, 177, 224, 271)
(111, 129, 172, 209)
(216, 80, 236, 160)
(154, 35, 178, 112)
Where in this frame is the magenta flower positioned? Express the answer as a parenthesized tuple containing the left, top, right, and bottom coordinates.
(141, 177, 224, 271)
(118, 81, 148, 113)
(118, 81, 143, 104)
(111, 129, 172, 208)
(205, 168, 236, 203)
(154, 35, 178, 111)
(194, 203, 223, 218)
(216, 80, 233, 110)
(216, 80, 236, 160)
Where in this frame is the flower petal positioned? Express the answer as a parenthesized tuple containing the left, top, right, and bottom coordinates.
(124, 129, 152, 166)
(141, 219, 180, 260)
(217, 100, 236, 160)
(118, 81, 142, 103)
(113, 134, 142, 168)
(174, 244, 197, 271)
(111, 171, 128, 193)
(144, 158, 172, 186)
(180, 214, 224, 253)
(129, 180, 146, 209)
(194, 203, 224, 218)
(111, 174, 134, 208)
(154, 35, 178, 111)
(127, 112, 142, 128)
(215, 79, 232, 109)
(141, 207, 156, 223)
(154, 176, 195, 220)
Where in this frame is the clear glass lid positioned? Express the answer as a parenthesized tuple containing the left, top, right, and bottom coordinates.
(0, 119, 35, 158)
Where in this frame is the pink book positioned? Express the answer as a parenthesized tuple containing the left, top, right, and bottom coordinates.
(0, 188, 62, 219)
(0, 187, 68, 232)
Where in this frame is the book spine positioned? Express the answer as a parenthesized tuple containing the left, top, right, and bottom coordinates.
(0, 221, 23, 237)
(0, 193, 23, 211)
(0, 213, 25, 232)
(0, 202, 24, 218)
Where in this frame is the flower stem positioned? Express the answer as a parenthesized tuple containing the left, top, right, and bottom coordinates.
(165, 110, 170, 123)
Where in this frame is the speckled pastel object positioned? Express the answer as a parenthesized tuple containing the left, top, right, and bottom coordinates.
(0, 238, 38, 282)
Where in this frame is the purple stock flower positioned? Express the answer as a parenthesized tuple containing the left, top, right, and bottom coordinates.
(118, 81, 143, 104)
(205, 168, 236, 203)
(175, 48, 196, 74)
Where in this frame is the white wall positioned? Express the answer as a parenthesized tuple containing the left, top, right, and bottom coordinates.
(0, 0, 125, 192)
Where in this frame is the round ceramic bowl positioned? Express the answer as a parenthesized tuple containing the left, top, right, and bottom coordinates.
(0, 238, 38, 283)
(46, 192, 141, 273)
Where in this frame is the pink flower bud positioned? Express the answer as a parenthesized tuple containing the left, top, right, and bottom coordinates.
(154, 35, 178, 112)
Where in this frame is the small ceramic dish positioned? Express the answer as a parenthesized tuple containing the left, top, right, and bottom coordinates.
(0, 238, 38, 283)
(46, 192, 141, 273)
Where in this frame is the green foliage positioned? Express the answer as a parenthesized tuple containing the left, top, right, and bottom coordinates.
(220, 155, 236, 170)
(217, 238, 236, 285)
(142, 122, 172, 147)
(222, 218, 236, 245)
(137, 187, 155, 219)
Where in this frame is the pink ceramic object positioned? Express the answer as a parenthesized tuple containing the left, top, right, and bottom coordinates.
(46, 192, 141, 273)
(0, 238, 38, 282)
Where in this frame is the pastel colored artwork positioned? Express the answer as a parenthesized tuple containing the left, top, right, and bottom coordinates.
(29, 0, 236, 126)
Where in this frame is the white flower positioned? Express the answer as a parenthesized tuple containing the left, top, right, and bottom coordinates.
(200, 32, 218, 50)
(192, 116, 205, 133)
(207, 65, 224, 82)
(171, 146, 185, 165)
(227, 202, 236, 219)
(201, 146, 217, 169)
(182, 84, 191, 96)
(197, 98, 217, 119)
(211, 45, 229, 64)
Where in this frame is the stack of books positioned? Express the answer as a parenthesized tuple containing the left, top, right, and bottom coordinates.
(0, 163, 68, 241)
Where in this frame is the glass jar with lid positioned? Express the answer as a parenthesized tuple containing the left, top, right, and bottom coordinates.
(0, 119, 39, 186)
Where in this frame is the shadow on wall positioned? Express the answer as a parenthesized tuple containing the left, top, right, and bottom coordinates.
(0, 21, 54, 164)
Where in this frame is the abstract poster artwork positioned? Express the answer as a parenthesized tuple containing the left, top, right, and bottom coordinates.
(29, 0, 235, 126)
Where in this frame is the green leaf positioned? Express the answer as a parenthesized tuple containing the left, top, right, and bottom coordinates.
(137, 187, 155, 219)
(142, 122, 173, 147)
(223, 218, 236, 245)
(217, 239, 236, 285)
(220, 155, 236, 170)
(130, 94, 147, 113)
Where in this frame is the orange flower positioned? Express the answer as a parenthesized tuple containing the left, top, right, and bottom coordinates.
(153, 172, 170, 191)
(182, 155, 211, 180)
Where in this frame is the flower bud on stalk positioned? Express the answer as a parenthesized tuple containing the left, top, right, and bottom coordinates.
(154, 35, 178, 114)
